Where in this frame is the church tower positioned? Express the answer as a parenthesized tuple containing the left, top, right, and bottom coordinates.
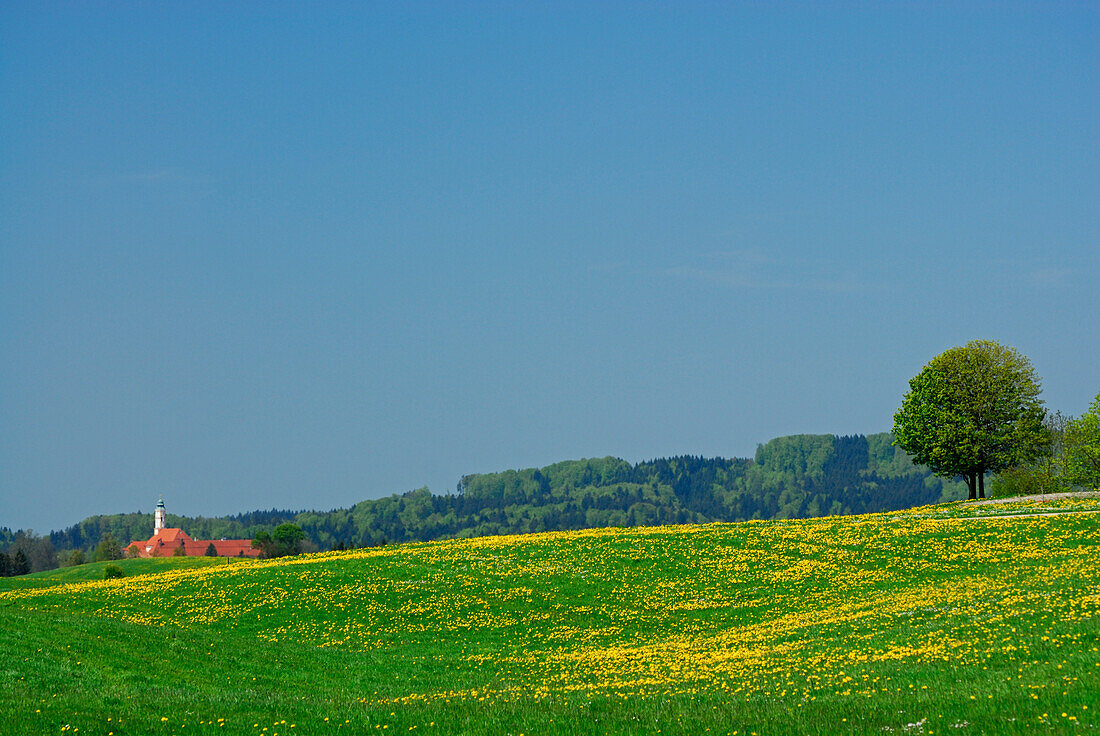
(154, 496, 166, 533)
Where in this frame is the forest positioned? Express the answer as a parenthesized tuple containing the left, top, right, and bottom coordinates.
(1, 432, 965, 572)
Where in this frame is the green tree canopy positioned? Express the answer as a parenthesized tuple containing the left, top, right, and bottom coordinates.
(94, 532, 124, 562)
(1064, 391, 1100, 489)
(11, 548, 31, 576)
(252, 524, 306, 558)
(272, 523, 306, 557)
(892, 340, 1048, 499)
(251, 530, 274, 558)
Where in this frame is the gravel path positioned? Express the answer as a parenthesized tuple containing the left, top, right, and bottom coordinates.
(954, 509, 1100, 520)
(943, 490, 1100, 520)
(961, 490, 1100, 506)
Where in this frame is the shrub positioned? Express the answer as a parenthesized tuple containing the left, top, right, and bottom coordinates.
(103, 564, 125, 580)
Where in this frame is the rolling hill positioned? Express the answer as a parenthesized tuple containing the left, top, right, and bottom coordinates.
(2, 495, 1097, 734)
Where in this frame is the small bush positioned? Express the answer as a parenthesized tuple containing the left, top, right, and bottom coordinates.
(103, 564, 125, 580)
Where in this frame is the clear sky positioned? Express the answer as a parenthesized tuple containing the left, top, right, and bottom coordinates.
(2, 2, 1097, 534)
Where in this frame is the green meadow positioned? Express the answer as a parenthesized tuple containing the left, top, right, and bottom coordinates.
(2, 497, 1098, 735)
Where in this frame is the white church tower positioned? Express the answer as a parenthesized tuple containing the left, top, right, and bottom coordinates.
(154, 496, 166, 533)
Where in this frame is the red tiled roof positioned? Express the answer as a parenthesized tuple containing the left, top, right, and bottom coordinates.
(126, 528, 261, 558)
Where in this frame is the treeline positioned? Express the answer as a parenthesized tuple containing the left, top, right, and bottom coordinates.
(292, 433, 956, 547)
(46, 508, 302, 555)
(0, 531, 57, 575)
(1, 509, 303, 577)
(5, 433, 966, 569)
(989, 395, 1100, 497)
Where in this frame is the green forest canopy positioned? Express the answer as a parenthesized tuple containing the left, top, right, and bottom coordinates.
(10, 433, 967, 557)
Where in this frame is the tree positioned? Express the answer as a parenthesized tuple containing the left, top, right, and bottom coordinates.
(1064, 391, 1100, 489)
(251, 524, 305, 558)
(204, 542, 219, 557)
(893, 340, 1047, 499)
(7, 532, 58, 573)
(989, 410, 1070, 498)
(251, 530, 275, 558)
(11, 548, 31, 576)
(272, 523, 306, 557)
(59, 548, 86, 567)
(26, 536, 57, 572)
(94, 532, 124, 562)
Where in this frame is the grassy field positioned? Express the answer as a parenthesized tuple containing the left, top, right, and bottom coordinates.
(2, 497, 1098, 735)
(0, 556, 234, 592)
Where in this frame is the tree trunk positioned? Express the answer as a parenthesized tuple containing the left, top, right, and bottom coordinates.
(978, 471, 986, 499)
(966, 472, 977, 500)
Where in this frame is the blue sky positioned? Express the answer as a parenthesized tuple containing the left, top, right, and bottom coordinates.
(2, 3, 1097, 534)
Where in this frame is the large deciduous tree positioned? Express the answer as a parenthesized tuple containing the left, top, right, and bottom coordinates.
(252, 524, 306, 558)
(272, 523, 306, 557)
(251, 530, 275, 558)
(892, 340, 1047, 499)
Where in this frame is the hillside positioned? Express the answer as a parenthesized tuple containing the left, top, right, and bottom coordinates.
(36, 432, 965, 555)
(1, 496, 1097, 734)
(0, 555, 235, 592)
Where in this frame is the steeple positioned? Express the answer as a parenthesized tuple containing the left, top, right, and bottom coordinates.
(154, 496, 166, 533)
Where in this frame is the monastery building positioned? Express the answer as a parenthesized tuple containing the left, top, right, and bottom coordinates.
(126, 498, 261, 558)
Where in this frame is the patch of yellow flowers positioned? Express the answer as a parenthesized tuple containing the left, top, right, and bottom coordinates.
(4, 499, 1099, 705)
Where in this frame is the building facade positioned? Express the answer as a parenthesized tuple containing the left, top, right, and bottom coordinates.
(126, 498, 262, 558)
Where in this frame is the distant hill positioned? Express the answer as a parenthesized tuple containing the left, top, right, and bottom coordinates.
(34, 432, 964, 555)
